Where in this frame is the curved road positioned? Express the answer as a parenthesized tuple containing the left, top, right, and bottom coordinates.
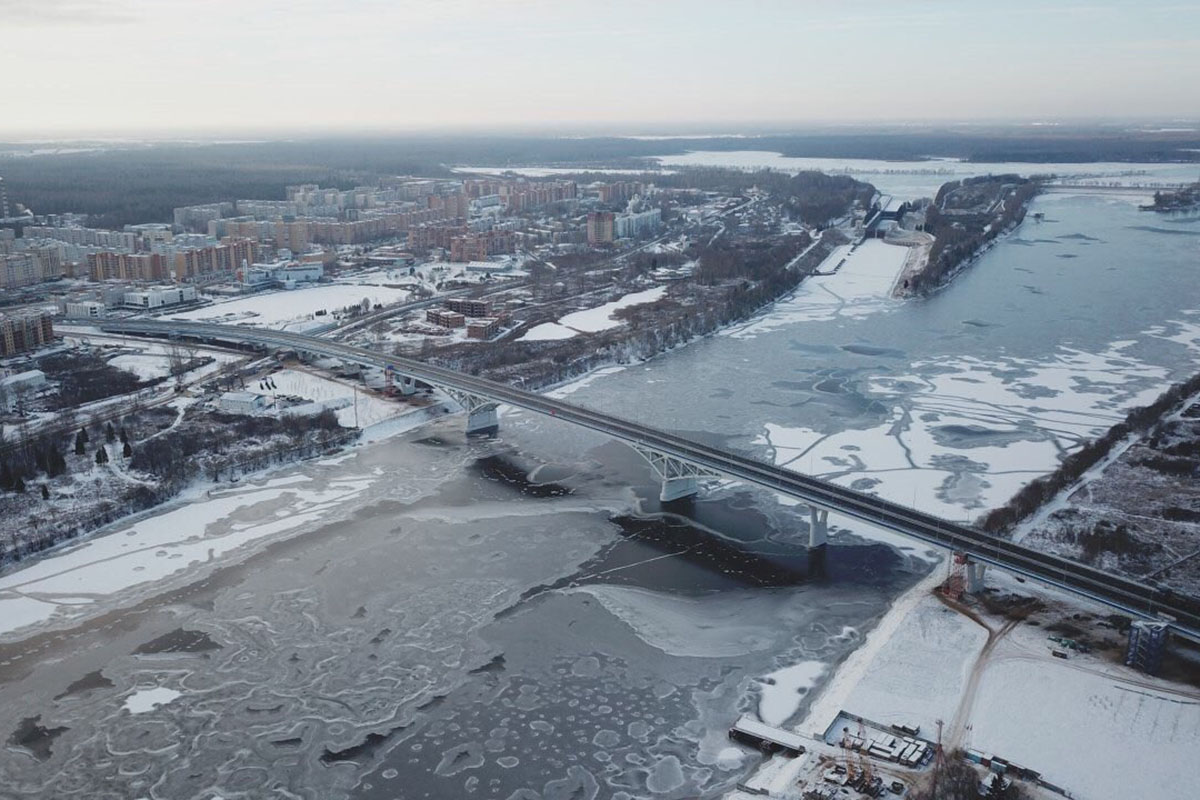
(101, 318, 1200, 640)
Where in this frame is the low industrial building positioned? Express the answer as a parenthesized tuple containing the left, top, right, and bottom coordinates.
(123, 285, 198, 309)
(64, 301, 107, 319)
(426, 309, 465, 328)
(466, 318, 501, 340)
(444, 298, 491, 317)
(218, 391, 267, 416)
(0, 369, 47, 412)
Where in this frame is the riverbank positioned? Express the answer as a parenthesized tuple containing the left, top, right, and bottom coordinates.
(895, 176, 1040, 298)
(434, 228, 849, 392)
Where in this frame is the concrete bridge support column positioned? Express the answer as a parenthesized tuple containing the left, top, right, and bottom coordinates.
(808, 507, 829, 550)
(659, 476, 699, 503)
(392, 375, 418, 396)
(965, 561, 988, 594)
(629, 445, 719, 504)
(442, 387, 500, 436)
(465, 404, 499, 436)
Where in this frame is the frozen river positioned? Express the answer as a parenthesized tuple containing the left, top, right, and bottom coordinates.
(0, 182, 1198, 799)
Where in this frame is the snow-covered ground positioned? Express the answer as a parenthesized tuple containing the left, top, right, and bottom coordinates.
(836, 594, 986, 735)
(968, 638, 1200, 800)
(246, 368, 405, 428)
(519, 286, 667, 341)
(170, 284, 411, 330)
(108, 353, 173, 381)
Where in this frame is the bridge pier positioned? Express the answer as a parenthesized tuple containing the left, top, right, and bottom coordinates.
(392, 375, 418, 397)
(808, 506, 829, 550)
(630, 445, 719, 504)
(465, 404, 499, 436)
(442, 388, 500, 436)
(659, 476, 700, 502)
(965, 560, 987, 594)
(1125, 620, 1169, 675)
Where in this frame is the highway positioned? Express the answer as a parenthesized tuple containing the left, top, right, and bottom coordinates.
(100, 318, 1200, 640)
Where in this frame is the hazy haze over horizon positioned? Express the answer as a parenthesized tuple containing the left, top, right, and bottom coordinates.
(2, 0, 1198, 136)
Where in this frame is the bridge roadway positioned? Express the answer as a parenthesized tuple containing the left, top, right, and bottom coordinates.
(101, 319, 1200, 640)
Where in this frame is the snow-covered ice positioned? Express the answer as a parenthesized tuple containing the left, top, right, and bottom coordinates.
(757, 661, 825, 727)
(725, 239, 908, 341)
(753, 336, 1174, 520)
(0, 473, 376, 637)
(569, 585, 784, 658)
(124, 687, 181, 715)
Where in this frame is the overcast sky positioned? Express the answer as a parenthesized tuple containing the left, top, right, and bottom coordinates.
(2, 0, 1197, 136)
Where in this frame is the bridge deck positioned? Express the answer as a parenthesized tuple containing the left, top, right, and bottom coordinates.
(100, 319, 1200, 640)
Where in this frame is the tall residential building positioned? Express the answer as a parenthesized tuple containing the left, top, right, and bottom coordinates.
(273, 219, 310, 253)
(597, 181, 644, 205)
(87, 251, 169, 282)
(614, 208, 662, 240)
(0, 253, 43, 289)
(173, 202, 234, 233)
(0, 176, 9, 219)
(0, 310, 54, 356)
(22, 226, 138, 250)
(449, 231, 515, 263)
(587, 212, 615, 244)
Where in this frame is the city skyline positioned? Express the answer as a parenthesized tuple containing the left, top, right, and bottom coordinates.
(2, 0, 1199, 136)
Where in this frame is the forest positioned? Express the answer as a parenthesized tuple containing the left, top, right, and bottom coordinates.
(3, 126, 1196, 228)
(905, 175, 1040, 295)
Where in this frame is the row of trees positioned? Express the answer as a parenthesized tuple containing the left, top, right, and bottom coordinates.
(0, 407, 355, 568)
(0, 421, 137, 498)
(39, 352, 143, 409)
(130, 409, 348, 490)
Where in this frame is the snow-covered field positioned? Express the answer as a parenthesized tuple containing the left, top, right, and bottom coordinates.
(108, 353, 173, 381)
(171, 284, 411, 330)
(520, 286, 667, 341)
(837, 595, 986, 734)
(247, 369, 405, 429)
(969, 648, 1200, 800)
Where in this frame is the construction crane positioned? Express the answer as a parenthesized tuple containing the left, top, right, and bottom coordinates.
(837, 725, 858, 786)
(857, 720, 874, 789)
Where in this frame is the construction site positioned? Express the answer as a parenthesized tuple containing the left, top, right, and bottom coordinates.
(725, 540, 1200, 800)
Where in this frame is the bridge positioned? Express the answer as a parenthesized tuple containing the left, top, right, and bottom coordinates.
(1042, 182, 1191, 193)
(100, 319, 1200, 642)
